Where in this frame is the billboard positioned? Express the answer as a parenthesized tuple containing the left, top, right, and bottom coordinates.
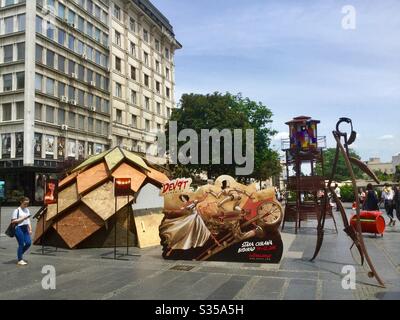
(160, 175, 284, 263)
(44, 179, 58, 205)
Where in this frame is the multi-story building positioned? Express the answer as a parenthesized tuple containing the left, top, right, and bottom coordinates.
(110, 0, 181, 162)
(0, 0, 180, 203)
(365, 157, 394, 175)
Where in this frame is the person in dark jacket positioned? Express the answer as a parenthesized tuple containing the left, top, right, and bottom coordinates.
(363, 183, 379, 211)
(393, 185, 400, 222)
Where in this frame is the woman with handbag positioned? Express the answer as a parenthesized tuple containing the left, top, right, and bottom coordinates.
(11, 197, 32, 266)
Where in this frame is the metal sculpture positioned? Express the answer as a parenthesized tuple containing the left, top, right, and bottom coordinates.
(310, 117, 385, 287)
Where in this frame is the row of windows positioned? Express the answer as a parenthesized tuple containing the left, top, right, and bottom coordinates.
(1, 72, 25, 91)
(1, 101, 24, 122)
(35, 44, 109, 92)
(113, 3, 172, 60)
(0, 0, 24, 8)
(36, 16, 109, 69)
(35, 102, 109, 136)
(37, 0, 109, 47)
(0, 42, 25, 63)
(34, 73, 110, 113)
(115, 109, 164, 132)
(0, 13, 25, 35)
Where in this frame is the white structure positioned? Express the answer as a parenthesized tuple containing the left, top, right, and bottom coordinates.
(0, 0, 180, 201)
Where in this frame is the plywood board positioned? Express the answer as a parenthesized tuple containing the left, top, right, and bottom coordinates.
(122, 148, 149, 171)
(54, 204, 104, 249)
(59, 171, 78, 189)
(112, 162, 147, 192)
(146, 167, 170, 185)
(82, 181, 128, 221)
(77, 161, 109, 195)
(105, 147, 124, 172)
(72, 149, 110, 173)
(133, 210, 164, 248)
(46, 183, 79, 221)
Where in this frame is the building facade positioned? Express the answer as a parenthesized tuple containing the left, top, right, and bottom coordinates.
(0, 0, 180, 203)
(365, 157, 394, 175)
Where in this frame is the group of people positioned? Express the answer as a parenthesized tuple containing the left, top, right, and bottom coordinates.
(359, 183, 400, 226)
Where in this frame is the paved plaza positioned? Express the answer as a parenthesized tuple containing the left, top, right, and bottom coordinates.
(0, 206, 399, 300)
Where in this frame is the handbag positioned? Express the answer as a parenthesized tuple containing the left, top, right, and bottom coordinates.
(5, 208, 20, 238)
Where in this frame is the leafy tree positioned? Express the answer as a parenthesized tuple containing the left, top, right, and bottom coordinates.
(373, 169, 393, 182)
(316, 148, 364, 181)
(166, 92, 281, 181)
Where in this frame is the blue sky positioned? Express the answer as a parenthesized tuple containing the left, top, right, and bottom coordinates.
(152, 0, 400, 162)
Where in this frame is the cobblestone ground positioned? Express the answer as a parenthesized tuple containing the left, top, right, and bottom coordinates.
(0, 206, 399, 300)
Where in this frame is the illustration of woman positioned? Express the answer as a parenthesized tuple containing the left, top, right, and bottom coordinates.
(160, 193, 215, 256)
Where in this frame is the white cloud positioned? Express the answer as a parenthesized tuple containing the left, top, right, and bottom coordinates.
(379, 134, 394, 140)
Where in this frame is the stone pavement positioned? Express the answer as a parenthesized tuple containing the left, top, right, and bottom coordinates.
(0, 206, 399, 300)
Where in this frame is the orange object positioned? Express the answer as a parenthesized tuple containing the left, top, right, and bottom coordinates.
(350, 211, 385, 235)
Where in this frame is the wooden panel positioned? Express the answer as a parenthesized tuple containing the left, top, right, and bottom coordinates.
(112, 162, 147, 192)
(59, 171, 78, 189)
(46, 183, 78, 221)
(133, 210, 164, 248)
(71, 149, 110, 173)
(33, 212, 53, 244)
(105, 147, 124, 172)
(287, 176, 325, 191)
(146, 167, 170, 185)
(121, 148, 149, 171)
(54, 204, 104, 249)
(82, 181, 128, 221)
(77, 161, 109, 195)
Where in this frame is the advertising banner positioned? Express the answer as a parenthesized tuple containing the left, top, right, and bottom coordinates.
(160, 175, 284, 263)
(44, 179, 58, 205)
(15, 132, 23, 158)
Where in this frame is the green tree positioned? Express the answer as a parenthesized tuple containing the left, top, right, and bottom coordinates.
(316, 148, 364, 181)
(373, 169, 393, 182)
(166, 92, 281, 181)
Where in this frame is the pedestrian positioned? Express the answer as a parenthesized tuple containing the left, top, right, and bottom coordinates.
(393, 185, 400, 223)
(11, 197, 32, 266)
(363, 183, 379, 211)
(334, 183, 341, 211)
(359, 188, 366, 204)
(381, 184, 395, 226)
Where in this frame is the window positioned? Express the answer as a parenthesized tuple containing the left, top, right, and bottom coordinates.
(130, 42, 135, 56)
(165, 48, 170, 60)
(4, 45, 13, 63)
(68, 34, 75, 50)
(95, 119, 102, 134)
(78, 16, 84, 32)
(35, 74, 42, 91)
(115, 56, 121, 72)
(157, 102, 161, 115)
(144, 74, 149, 87)
(46, 21, 55, 40)
(116, 109, 122, 123)
(4, 16, 14, 34)
(130, 66, 136, 80)
(16, 72, 24, 89)
(58, 82, 65, 97)
(35, 103, 42, 121)
(3, 74, 12, 91)
(68, 60, 75, 75)
(68, 112, 75, 128)
(131, 115, 137, 128)
(68, 86, 75, 100)
(46, 50, 55, 68)
(46, 78, 55, 95)
(87, 69, 93, 82)
(78, 89, 85, 105)
(58, 3, 65, 19)
(115, 31, 121, 46)
(129, 18, 135, 32)
(88, 117, 94, 132)
(94, 28, 101, 42)
(155, 60, 160, 73)
(77, 40, 84, 55)
(115, 82, 122, 98)
(58, 29, 66, 45)
(155, 39, 160, 52)
(17, 14, 25, 31)
(145, 97, 150, 110)
(144, 52, 149, 66)
(145, 119, 150, 131)
(131, 90, 136, 104)
(114, 4, 121, 20)
(166, 67, 170, 80)
(156, 81, 160, 93)
(2, 103, 12, 121)
(166, 87, 170, 98)
(58, 109, 65, 125)
(46, 106, 54, 123)
(17, 43, 24, 60)
(68, 10, 75, 25)
(36, 16, 43, 33)
(103, 100, 110, 113)
(16, 102, 24, 119)
(78, 115, 85, 130)
(58, 55, 65, 73)
(86, 0, 93, 14)
(143, 29, 149, 42)
(87, 22, 93, 37)
(35, 45, 43, 63)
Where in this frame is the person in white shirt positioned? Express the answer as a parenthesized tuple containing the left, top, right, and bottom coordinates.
(11, 197, 32, 266)
(381, 184, 395, 226)
(334, 184, 341, 211)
